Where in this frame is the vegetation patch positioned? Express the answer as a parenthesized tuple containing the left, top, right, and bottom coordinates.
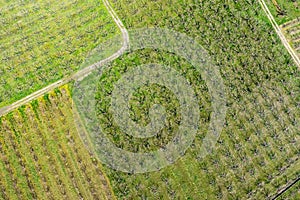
(0, 86, 115, 199)
(94, 49, 211, 154)
(91, 0, 300, 199)
(0, 0, 119, 107)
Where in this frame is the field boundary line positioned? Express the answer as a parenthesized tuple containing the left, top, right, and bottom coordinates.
(0, 0, 129, 117)
(258, 0, 300, 69)
(272, 176, 300, 199)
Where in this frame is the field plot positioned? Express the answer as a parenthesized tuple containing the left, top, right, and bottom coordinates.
(98, 50, 300, 200)
(0, 86, 115, 199)
(86, 0, 300, 199)
(0, 0, 118, 108)
(266, 0, 300, 25)
(281, 18, 300, 56)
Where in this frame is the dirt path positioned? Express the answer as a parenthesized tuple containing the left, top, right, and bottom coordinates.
(258, 0, 300, 69)
(0, 0, 129, 117)
(272, 177, 300, 199)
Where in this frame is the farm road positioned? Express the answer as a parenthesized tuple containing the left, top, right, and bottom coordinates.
(0, 0, 129, 117)
(259, 0, 300, 68)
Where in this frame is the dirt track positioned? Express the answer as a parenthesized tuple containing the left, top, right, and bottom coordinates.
(258, 0, 300, 69)
(0, 0, 129, 117)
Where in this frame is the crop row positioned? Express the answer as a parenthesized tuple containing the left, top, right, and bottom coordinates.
(0, 86, 115, 199)
(95, 0, 300, 199)
(93, 47, 299, 199)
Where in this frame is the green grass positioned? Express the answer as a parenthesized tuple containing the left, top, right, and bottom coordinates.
(265, 0, 300, 25)
(75, 0, 300, 199)
(0, 0, 119, 108)
(0, 86, 116, 199)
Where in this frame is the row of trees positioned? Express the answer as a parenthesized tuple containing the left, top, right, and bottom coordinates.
(100, 0, 300, 199)
(0, 0, 118, 108)
(0, 87, 114, 199)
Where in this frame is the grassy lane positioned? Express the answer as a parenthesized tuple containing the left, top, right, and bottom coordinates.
(264, 0, 300, 25)
(0, 0, 119, 108)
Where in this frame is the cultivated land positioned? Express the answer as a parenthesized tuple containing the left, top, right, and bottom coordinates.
(0, 0, 299, 199)
(0, 0, 125, 199)
(0, 86, 115, 199)
(0, 0, 119, 108)
(87, 0, 300, 199)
